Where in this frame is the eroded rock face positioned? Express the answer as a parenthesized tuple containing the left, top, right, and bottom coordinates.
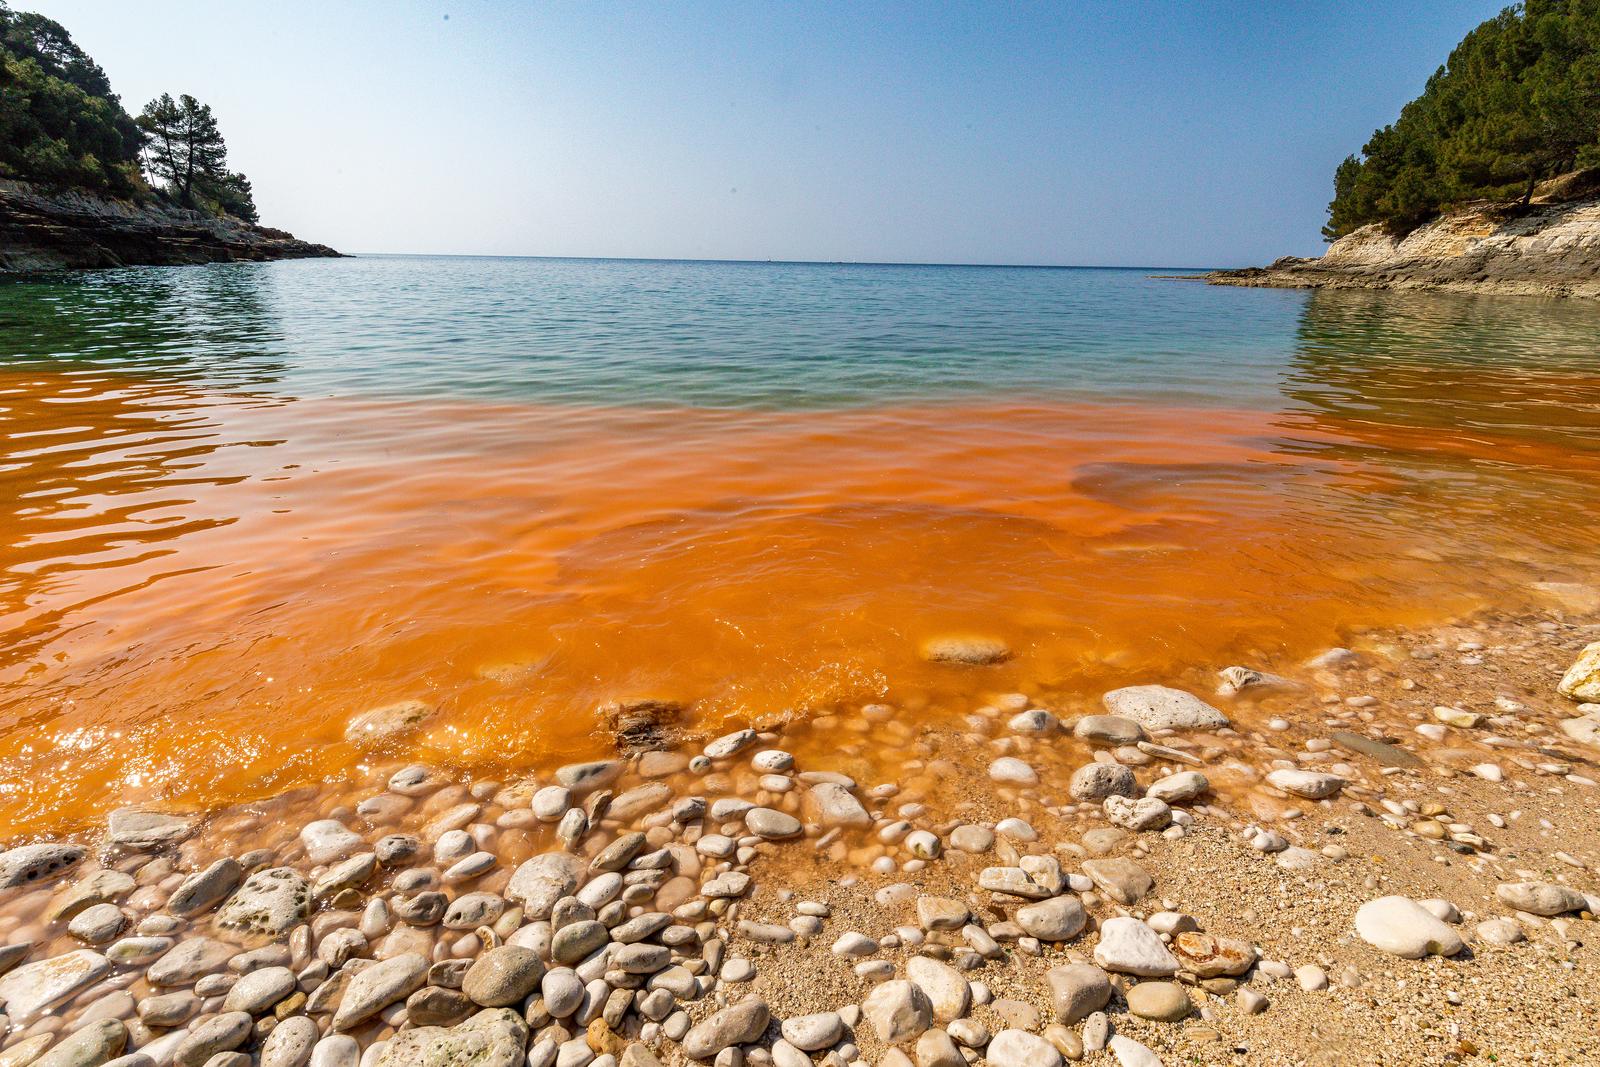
(216, 868, 310, 937)
(375, 1008, 529, 1067)
(0, 179, 341, 273)
(0, 844, 85, 889)
(1207, 189, 1600, 299)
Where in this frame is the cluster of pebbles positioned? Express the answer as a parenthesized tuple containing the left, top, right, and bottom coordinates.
(1, 620, 1599, 1067)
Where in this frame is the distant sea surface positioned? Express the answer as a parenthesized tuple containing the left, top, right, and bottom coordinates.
(2, 256, 1598, 832)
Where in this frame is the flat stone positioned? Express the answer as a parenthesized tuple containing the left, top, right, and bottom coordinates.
(1475, 918, 1526, 945)
(1125, 981, 1191, 1021)
(681, 998, 770, 1060)
(1328, 731, 1424, 768)
(949, 825, 994, 853)
(344, 700, 434, 747)
(507, 853, 586, 918)
(461, 946, 545, 1007)
(168, 858, 243, 917)
(222, 966, 296, 1014)
(1107, 1035, 1163, 1067)
(1079, 858, 1153, 905)
(988, 758, 1037, 784)
(555, 761, 624, 793)
(916, 896, 970, 930)
(33, 1019, 125, 1067)
(779, 1012, 842, 1052)
(148, 938, 233, 986)
(0, 950, 109, 1020)
(914, 1028, 964, 1067)
(738, 806, 800, 840)
(1354, 897, 1464, 958)
(862, 980, 932, 1044)
(804, 783, 870, 828)
(978, 867, 1053, 900)
(1172, 932, 1256, 977)
(984, 1030, 1061, 1067)
(217, 867, 311, 936)
(375, 1008, 529, 1067)
(1073, 716, 1144, 744)
(331, 952, 429, 1031)
(608, 784, 672, 823)
(1045, 963, 1110, 1024)
(1496, 881, 1586, 916)
(906, 956, 970, 1022)
(1092, 917, 1179, 976)
(1102, 685, 1228, 731)
(1015, 895, 1086, 941)
(1265, 769, 1345, 799)
(1145, 770, 1208, 803)
(107, 809, 197, 850)
(704, 729, 757, 759)
(67, 903, 126, 944)
(173, 1012, 251, 1067)
(552, 920, 609, 964)
(0, 844, 85, 889)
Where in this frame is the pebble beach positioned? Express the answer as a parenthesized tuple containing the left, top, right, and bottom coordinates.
(3, 598, 1600, 1067)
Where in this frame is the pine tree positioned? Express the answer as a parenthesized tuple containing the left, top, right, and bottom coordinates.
(136, 92, 257, 220)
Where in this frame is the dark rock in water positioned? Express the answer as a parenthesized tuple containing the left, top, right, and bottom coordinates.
(1, 179, 341, 273)
(1330, 730, 1424, 768)
(600, 698, 684, 755)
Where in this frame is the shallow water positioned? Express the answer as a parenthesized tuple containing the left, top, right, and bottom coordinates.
(2, 257, 1598, 835)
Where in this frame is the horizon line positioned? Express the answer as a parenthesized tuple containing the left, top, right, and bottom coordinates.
(338, 252, 1225, 273)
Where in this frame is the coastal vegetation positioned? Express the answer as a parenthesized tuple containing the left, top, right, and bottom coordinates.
(1324, 0, 1600, 238)
(0, 0, 256, 220)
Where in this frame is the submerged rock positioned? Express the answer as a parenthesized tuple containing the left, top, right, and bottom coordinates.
(107, 808, 197, 850)
(0, 949, 109, 1020)
(919, 636, 1011, 665)
(344, 699, 435, 747)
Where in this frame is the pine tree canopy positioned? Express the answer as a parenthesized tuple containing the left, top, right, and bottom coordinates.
(1325, 0, 1600, 240)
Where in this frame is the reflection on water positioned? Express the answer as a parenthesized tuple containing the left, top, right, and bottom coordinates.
(0, 259, 1597, 835)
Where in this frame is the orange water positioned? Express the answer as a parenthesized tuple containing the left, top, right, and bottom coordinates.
(4, 355, 1597, 837)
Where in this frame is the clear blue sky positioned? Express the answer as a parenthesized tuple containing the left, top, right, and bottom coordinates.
(32, 0, 1506, 266)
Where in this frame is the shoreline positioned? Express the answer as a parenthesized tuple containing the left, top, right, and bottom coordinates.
(2, 604, 1598, 1066)
(0, 180, 341, 274)
(1205, 189, 1600, 301)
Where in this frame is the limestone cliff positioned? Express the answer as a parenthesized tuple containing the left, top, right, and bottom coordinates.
(0, 180, 340, 272)
(1209, 172, 1600, 299)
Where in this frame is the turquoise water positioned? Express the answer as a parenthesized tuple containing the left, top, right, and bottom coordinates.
(4, 255, 1600, 830)
(4, 255, 1596, 414)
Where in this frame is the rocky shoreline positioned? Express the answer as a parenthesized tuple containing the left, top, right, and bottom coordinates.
(0, 181, 341, 273)
(1206, 174, 1600, 300)
(1, 604, 1599, 1067)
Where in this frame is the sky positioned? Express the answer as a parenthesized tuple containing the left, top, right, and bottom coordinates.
(30, 0, 1508, 266)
